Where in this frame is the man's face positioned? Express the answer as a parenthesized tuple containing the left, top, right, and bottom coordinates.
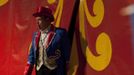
(35, 16, 50, 30)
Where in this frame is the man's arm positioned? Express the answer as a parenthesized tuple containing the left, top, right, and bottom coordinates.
(24, 34, 35, 75)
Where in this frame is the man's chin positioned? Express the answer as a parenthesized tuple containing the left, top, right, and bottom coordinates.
(39, 28, 44, 31)
(38, 26, 42, 30)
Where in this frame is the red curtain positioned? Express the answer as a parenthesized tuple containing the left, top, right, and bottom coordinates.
(0, 0, 134, 75)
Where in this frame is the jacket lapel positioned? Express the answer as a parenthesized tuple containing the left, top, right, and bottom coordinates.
(35, 32, 41, 48)
(45, 32, 56, 49)
(44, 25, 56, 49)
(35, 25, 56, 51)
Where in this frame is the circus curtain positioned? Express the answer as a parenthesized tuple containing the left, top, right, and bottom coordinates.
(0, 0, 134, 75)
(68, 0, 134, 75)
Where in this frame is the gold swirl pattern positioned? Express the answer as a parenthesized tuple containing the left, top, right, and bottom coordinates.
(47, 0, 55, 4)
(79, 0, 112, 71)
(47, 0, 63, 27)
(84, 0, 104, 28)
(0, 0, 8, 6)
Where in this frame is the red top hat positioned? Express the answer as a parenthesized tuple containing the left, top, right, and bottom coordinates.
(33, 6, 54, 22)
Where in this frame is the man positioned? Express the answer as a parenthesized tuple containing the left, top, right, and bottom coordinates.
(24, 6, 70, 75)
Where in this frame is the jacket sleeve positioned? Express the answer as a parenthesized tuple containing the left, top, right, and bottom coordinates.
(24, 63, 34, 75)
(24, 34, 35, 75)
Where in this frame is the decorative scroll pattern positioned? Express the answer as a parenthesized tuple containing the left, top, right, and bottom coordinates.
(79, 0, 112, 71)
(0, 0, 8, 6)
(47, 0, 63, 27)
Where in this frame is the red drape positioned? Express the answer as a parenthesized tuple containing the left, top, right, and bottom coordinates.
(0, 0, 134, 75)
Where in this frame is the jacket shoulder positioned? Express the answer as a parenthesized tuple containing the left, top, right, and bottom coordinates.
(55, 28, 67, 33)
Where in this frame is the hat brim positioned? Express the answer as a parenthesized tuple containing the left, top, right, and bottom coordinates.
(32, 13, 54, 22)
(32, 13, 43, 17)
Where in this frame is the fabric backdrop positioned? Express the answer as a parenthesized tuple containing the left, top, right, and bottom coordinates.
(0, 0, 134, 75)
